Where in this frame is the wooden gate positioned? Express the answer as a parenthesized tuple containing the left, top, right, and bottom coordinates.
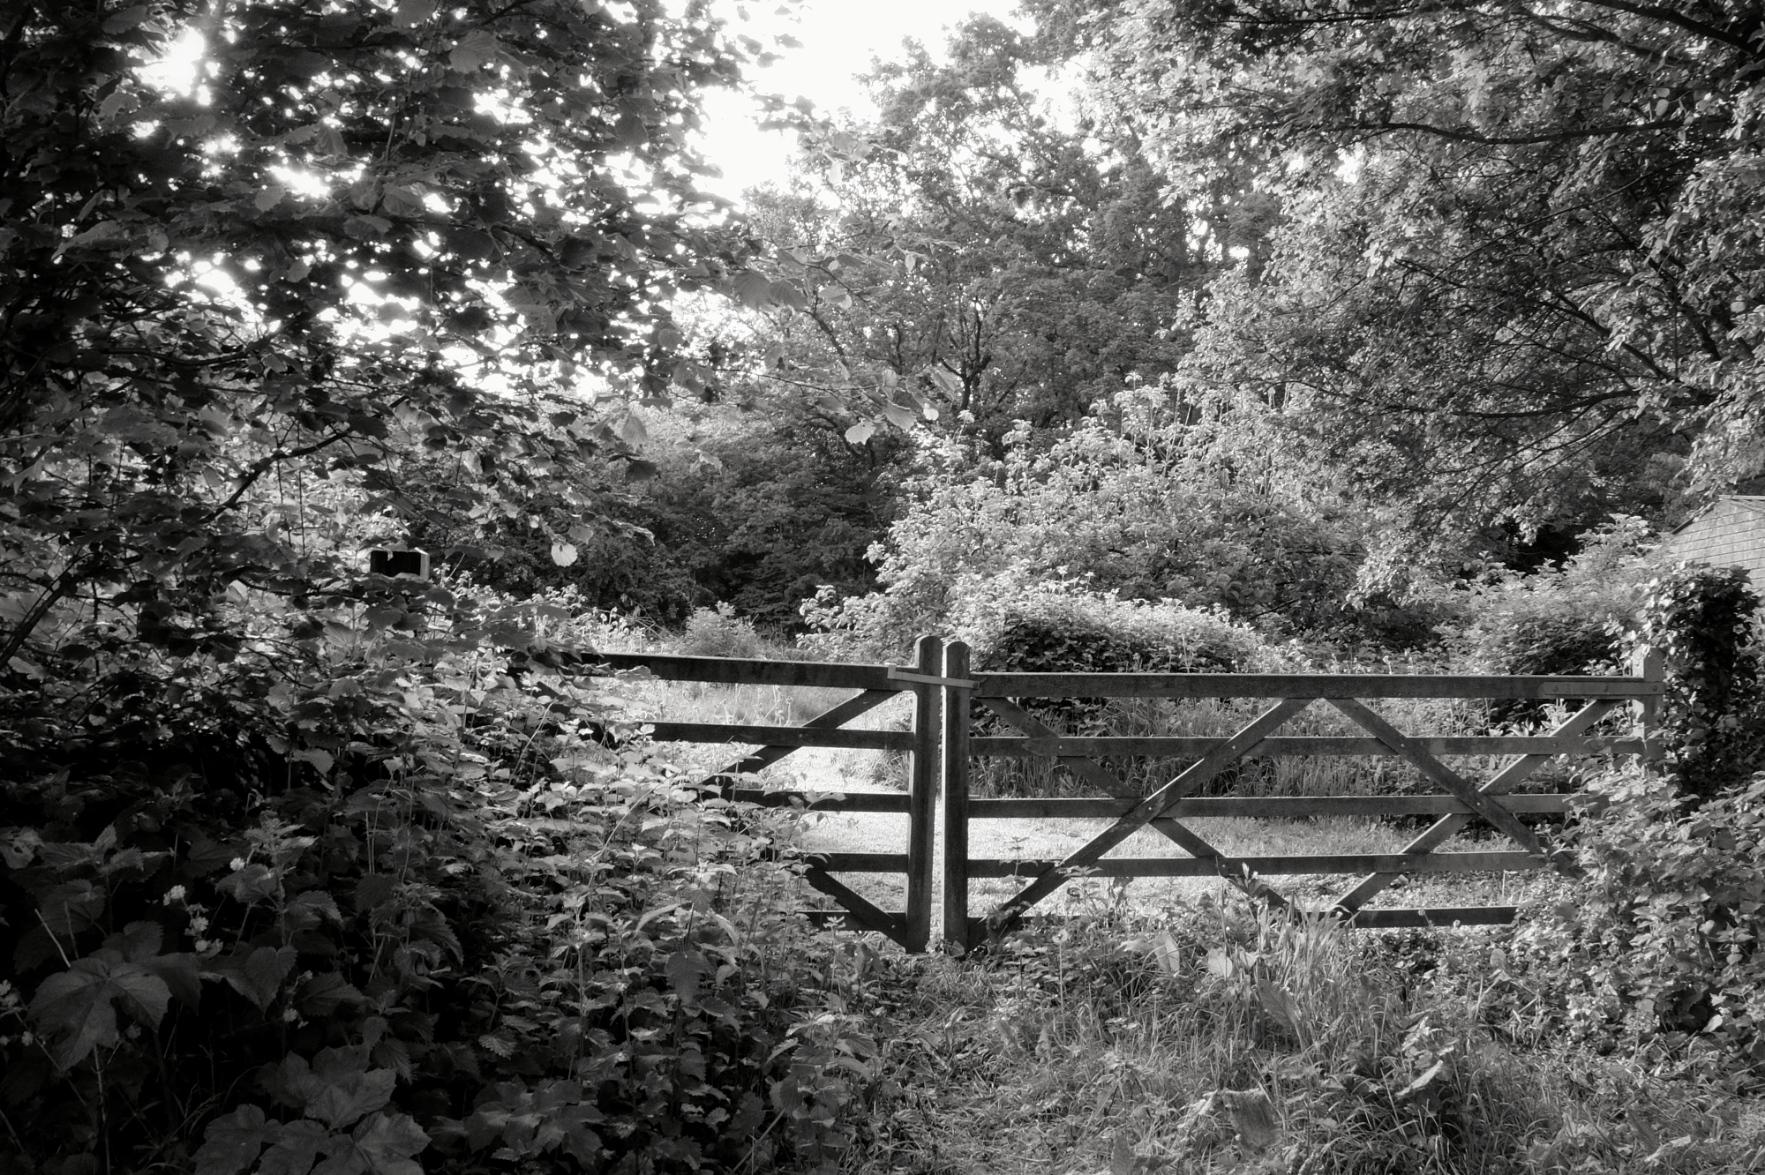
(936, 641, 1664, 951)
(546, 636, 1663, 953)
(568, 636, 948, 952)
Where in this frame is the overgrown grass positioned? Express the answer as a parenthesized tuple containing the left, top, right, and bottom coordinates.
(831, 898, 1765, 1173)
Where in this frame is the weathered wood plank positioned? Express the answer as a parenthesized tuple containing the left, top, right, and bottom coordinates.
(803, 908, 910, 929)
(1325, 698, 1547, 857)
(978, 696, 1284, 912)
(697, 688, 896, 793)
(968, 851, 1542, 878)
(801, 870, 905, 944)
(568, 651, 904, 690)
(653, 722, 912, 750)
(987, 697, 1313, 932)
(969, 735, 1645, 758)
(975, 672, 1662, 700)
(905, 636, 941, 953)
(942, 641, 973, 954)
(803, 852, 911, 872)
(979, 697, 1134, 797)
(968, 794, 1581, 818)
(1345, 906, 1519, 928)
(728, 788, 912, 812)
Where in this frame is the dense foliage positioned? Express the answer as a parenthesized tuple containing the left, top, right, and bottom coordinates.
(1518, 566, 1765, 1057)
(731, 15, 1207, 446)
(397, 405, 897, 630)
(1046, 0, 1765, 556)
(0, 4, 887, 1172)
(1, 0, 756, 690)
(804, 386, 1371, 652)
(0, 593, 884, 1174)
(9, 0, 1765, 1170)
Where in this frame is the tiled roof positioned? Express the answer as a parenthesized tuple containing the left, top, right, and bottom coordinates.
(1669, 496, 1765, 534)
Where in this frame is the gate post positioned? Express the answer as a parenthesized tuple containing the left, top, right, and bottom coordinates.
(905, 635, 942, 953)
(941, 640, 972, 953)
(1632, 645, 1665, 765)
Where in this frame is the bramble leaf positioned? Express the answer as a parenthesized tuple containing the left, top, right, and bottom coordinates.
(312, 1111, 428, 1175)
(194, 1104, 275, 1175)
(305, 1066, 396, 1130)
(30, 952, 172, 1069)
(216, 945, 298, 1011)
(258, 1120, 329, 1175)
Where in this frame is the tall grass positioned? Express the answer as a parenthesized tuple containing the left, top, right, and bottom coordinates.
(839, 899, 1765, 1173)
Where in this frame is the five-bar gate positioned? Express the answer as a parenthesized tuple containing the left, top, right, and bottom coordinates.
(557, 637, 1665, 952)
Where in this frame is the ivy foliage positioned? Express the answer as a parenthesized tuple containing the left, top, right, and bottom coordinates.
(1521, 566, 1765, 1055)
(1631, 564, 1765, 805)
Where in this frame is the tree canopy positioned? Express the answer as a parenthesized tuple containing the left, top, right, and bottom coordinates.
(728, 15, 1212, 447)
(1044, 0, 1764, 557)
(1, 0, 756, 680)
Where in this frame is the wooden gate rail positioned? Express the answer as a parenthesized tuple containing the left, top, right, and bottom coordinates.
(940, 644, 1665, 950)
(545, 637, 946, 952)
(969, 672, 1663, 699)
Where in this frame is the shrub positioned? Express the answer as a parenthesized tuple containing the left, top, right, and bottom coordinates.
(675, 602, 770, 659)
(801, 388, 1372, 656)
(0, 580, 880, 1175)
(951, 577, 1270, 676)
(1441, 516, 1658, 723)
(942, 578, 1285, 795)
(1518, 565, 1765, 1058)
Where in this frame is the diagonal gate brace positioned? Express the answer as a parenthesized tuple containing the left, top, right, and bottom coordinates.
(986, 696, 1313, 936)
(1331, 699, 1616, 915)
(981, 697, 1293, 912)
(1325, 698, 1549, 857)
(698, 688, 896, 796)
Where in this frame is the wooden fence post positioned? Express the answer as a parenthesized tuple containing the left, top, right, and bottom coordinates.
(941, 640, 972, 954)
(904, 635, 942, 953)
(1632, 645, 1665, 764)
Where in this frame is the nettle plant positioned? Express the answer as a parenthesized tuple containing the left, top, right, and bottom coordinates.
(0, 580, 884, 1174)
(1517, 565, 1765, 1053)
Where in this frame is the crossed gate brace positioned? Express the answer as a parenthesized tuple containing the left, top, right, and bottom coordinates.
(972, 692, 1618, 940)
(604, 637, 1659, 952)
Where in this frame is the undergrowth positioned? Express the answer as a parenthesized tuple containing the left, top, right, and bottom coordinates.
(0, 578, 883, 1175)
(834, 896, 1765, 1174)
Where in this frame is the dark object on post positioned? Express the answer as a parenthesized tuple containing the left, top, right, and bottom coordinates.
(369, 548, 431, 579)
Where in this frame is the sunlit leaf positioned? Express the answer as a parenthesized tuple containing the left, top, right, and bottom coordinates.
(448, 29, 499, 71)
(732, 269, 774, 310)
(881, 402, 917, 431)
